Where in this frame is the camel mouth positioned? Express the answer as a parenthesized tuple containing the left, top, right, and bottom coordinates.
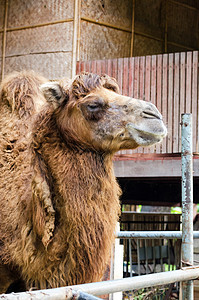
(141, 110, 162, 120)
(126, 121, 167, 146)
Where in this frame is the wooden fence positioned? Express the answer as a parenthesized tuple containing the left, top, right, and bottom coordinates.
(76, 51, 199, 155)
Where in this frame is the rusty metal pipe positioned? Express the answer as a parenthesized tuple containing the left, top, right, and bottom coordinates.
(2, 267, 199, 299)
(116, 231, 199, 239)
(181, 114, 194, 299)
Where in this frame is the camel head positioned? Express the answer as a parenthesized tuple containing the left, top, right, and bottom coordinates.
(41, 73, 167, 152)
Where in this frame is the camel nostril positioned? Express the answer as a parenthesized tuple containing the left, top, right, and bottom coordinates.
(142, 110, 162, 120)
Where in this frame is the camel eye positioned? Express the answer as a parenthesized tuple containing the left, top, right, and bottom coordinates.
(87, 103, 100, 112)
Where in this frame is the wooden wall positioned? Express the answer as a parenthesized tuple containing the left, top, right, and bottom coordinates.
(0, 0, 74, 80)
(77, 51, 199, 155)
(1, 0, 199, 81)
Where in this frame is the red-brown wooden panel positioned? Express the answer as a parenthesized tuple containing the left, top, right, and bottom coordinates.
(179, 52, 186, 153)
(123, 57, 129, 97)
(106, 59, 112, 77)
(101, 59, 106, 75)
(117, 58, 123, 92)
(186, 52, 192, 113)
(162, 54, 168, 153)
(156, 55, 162, 154)
(76, 61, 80, 74)
(112, 59, 118, 82)
(173, 53, 180, 153)
(167, 54, 173, 153)
(129, 57, 134, 98)
(91, 60, 97, 73)
(134, 56, 139, 99)
(192, 52, 198, 153)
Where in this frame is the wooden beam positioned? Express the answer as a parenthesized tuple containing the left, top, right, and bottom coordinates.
(80, 17, 132, 33)
(1, 0, 8, 81)
(130, 0, 135, 57)
(114, 157, 199, 178)
(0, 19, 73, 33)
(72, 0, 79, 78)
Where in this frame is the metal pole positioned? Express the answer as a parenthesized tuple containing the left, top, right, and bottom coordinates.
(181, 113, 194, 300)
(116, 231, 199, 239)
(2, 267, 199, 299)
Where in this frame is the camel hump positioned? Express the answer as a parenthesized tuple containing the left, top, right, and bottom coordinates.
(0, 70, 48, 118)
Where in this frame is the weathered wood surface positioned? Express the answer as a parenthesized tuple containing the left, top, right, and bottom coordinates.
(77, 51, 199, 155)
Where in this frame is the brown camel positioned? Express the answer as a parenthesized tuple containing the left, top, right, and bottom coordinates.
(0, 71, 167, 293)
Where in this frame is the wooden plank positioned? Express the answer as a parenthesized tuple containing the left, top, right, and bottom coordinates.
(112, 58, 118, 82)
(85, 60, 91, 73)
(76, 61, 80, 74)
(138, 56, 145, 154)
(151, 55, 157, 107)
(156, 54, 163, 154)
(162, 54, 168, 153)
(129, 57, 134, 98)
(123, 57, 129, 96)
(101, 59, 106, 75)
(167, 53, 173, 153)
(117, 58, 125, 154)
(134, 56, 139, 99)
(192, 51, 198, 153)
(179, 52, 186, 153)
(145, 56, 151, 101)
(80, 61, 85, 72)
(144, 56, 151, 153)
(106, 59, 112, 77)
(91, 60, 97, 73)
(133, 58, 139, 169)
(150, 55, 157, 154)
(117, 58, 123, 92)
(186, 52, 192, 113)
(173, 53, 180, 153)
(139, 56, 145, 100)
(96, 60, 102, 75)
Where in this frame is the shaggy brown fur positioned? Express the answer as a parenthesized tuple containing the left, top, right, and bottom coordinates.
(0, 71, 166, 293)
(0, 72, 122, 292)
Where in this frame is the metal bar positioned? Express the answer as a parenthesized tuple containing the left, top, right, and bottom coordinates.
(2, 267, 199, 299)
(116, 231, 199, 239)
(145, 239, 148, 274)
(128, 239, 132, 277)
(181, 114, 194, 299)
(137, 239, 141, 276)
(160, 240, 163, 272)
(152, 239, 156, 272)
(0, 289, 102, 300)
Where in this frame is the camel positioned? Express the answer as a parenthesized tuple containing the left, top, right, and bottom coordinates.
(0, 71, 167, 293)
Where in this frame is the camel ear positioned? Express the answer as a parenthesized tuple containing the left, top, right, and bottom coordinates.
(40, 82, 67, 108)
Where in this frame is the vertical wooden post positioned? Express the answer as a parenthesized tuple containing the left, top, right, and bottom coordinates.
(130, 0, 135, 57)
(164, 0, 168, 53)
(72, 0, 79, 78)
(1, 0, 8, 81)
(76, 0, 81, 62)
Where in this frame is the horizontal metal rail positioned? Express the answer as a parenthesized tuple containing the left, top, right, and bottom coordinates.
(1, 266, 199, 299)
(0, 289, 102, 300)
(116, 231, 199, 239)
